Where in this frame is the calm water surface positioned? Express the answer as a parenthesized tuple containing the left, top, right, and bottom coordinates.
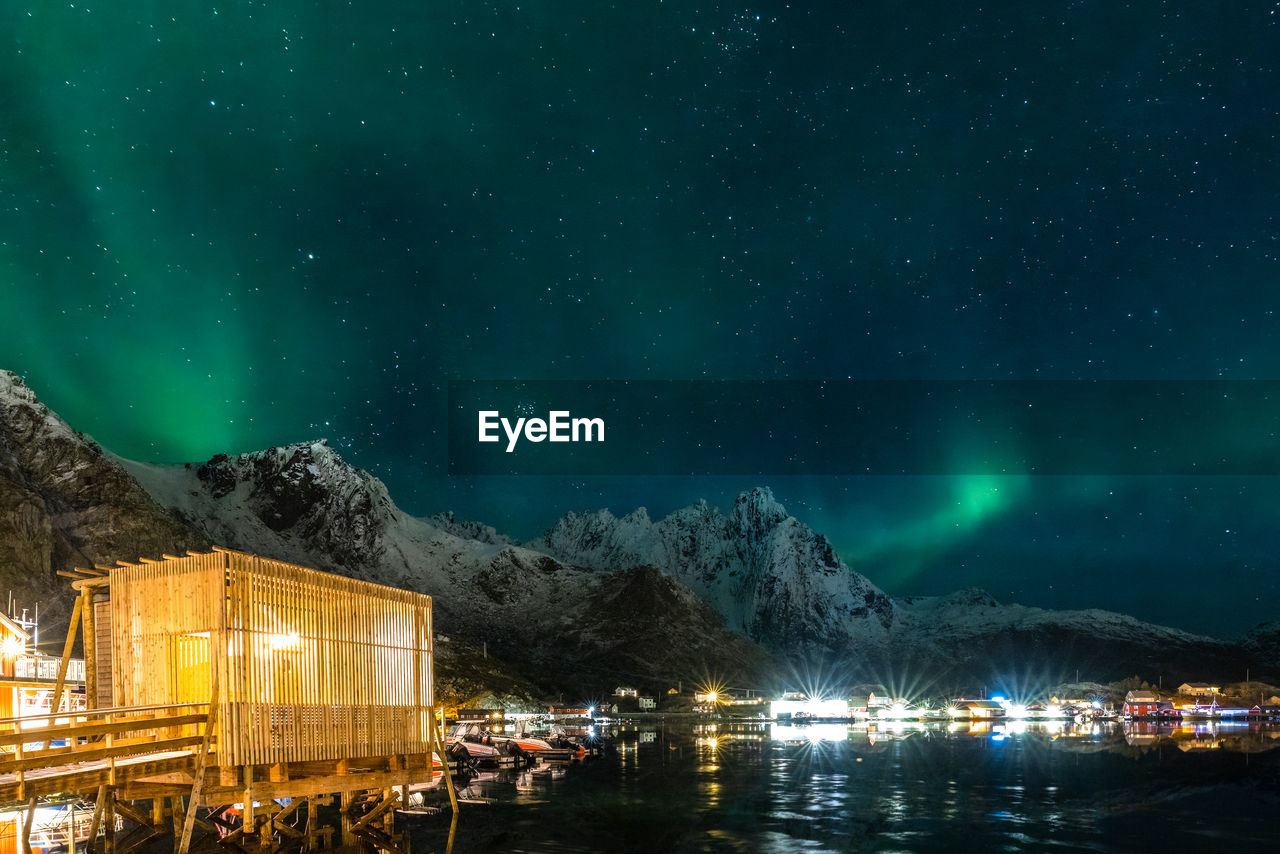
(405, 720, 1280, 853)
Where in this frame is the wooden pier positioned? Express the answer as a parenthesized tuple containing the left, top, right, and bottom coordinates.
(0, 547, 458, 854)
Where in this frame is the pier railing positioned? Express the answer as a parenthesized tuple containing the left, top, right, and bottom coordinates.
(0, 701, 211, 803)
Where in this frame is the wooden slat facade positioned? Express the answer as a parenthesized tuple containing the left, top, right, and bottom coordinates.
(109, 549, 433, 768)
(93, 598, 113, 708)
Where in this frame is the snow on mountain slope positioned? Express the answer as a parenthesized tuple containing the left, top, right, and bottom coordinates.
(121, 443, 769, 693)
(531, 487, 897, 653)
(530, 488, 1260, 681)
(890, 588, 1243, 683)
(0, 370, 204, 622)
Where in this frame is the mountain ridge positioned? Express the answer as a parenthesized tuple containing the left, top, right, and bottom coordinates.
(1, 369, 1273, 688)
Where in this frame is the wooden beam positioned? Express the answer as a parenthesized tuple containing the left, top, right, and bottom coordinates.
(113, 799, 154, 830)
(89, 786, 108, 851)
(241, 766, 254, 836)
(198, 767, 426, 803)
(169, 795, 185, 854)
(177, 667, 219, 854)
(103, 788, 116, 854)
(21, 797, 36, 854)
(339, 790, 355, 849)
(0, 734, 206, 773)
(428, 706, 459, 814)
(82, 585, 97, 711)
(350, 791, 399, 833)
(0, 713, 208, 747)
(42, 593, 84, 747)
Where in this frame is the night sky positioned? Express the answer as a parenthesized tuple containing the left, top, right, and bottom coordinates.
(3, 2, 1279, 636)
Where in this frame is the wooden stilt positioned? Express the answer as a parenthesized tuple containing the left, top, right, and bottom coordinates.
(169, 796, 185, 854)
(103, 789, 116, 854)
(21, 796, 36, 854)
(339, 791, 355, 849)
(241, 766, 254, 838)
(306, 798, 319, 851)
(89, 785, 108, 854)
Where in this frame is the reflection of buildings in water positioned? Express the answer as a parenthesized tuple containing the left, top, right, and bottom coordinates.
(769, 723, 849, 745)
(1119, 721, 1280, 755)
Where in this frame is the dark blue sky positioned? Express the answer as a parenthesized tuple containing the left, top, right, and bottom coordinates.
(3, 2, 1278, 636)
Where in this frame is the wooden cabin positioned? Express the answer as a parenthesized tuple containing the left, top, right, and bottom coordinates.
(1, 547, 445, 854)
(97, 547, 434, 767)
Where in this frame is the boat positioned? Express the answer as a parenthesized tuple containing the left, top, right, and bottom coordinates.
(489, 723, 580, 761)
(444, 723, 502, 764)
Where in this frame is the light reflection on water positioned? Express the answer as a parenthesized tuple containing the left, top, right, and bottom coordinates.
(407, 720, 1280, 853)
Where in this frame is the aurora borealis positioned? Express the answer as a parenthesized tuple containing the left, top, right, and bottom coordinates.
(3, 2, 1279, 636)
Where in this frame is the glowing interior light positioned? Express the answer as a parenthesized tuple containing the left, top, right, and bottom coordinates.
(267, 632, 300, 651)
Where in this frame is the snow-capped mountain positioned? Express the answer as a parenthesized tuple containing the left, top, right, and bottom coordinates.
(1, 369, 1271, 689)
(890, 589, 1246, 686)
(117, 440, 770, 695)
(0, 370, 205, 626)
(530, 489, 1258, 681)
(531, 488, 896, 654)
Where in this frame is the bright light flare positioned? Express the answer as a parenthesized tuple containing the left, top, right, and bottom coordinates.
(266, 632, 300, 651)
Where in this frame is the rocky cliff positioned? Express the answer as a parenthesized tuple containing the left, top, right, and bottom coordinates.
(119, 442, 770, 696)
(2, 369, 1270, 691)
(531, 488, 896, 655)
(0, 371, 205, 629)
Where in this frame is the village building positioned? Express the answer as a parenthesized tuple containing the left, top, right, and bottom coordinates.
(1123, 690, 1160, 717)
(963, 700, 1006, 720)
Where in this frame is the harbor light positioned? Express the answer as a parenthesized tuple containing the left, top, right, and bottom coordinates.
(770, 692, 849, 720)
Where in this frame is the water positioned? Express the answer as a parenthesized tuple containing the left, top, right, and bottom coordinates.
(404, 720, 1280, 853)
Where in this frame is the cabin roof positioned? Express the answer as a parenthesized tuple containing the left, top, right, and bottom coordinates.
(0, 612, 30, 642)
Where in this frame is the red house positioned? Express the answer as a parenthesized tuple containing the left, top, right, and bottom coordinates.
(1123, 690, 1160, 717)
